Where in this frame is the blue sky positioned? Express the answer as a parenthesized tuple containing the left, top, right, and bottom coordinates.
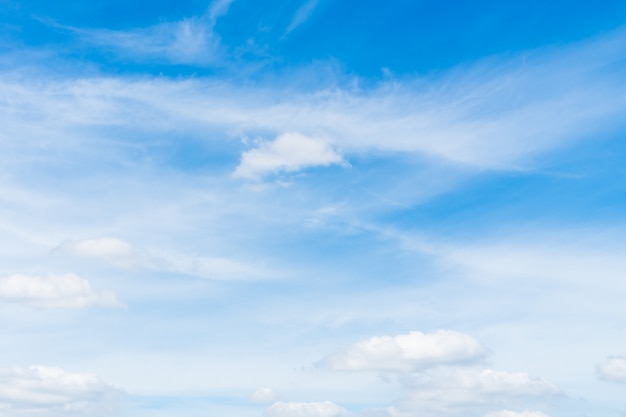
(1, 1, 626, 417)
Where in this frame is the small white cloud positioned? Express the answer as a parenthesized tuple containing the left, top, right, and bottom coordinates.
(251, 387, 278, 403)
(267, 401, 347, 417)
(55, 237, 152, 269)
(0, 365, 123, 416)
(597, 356, 626, 383)
(484, 411, 550, 417)
(234, 132, 344, 180)
(0, 273, 120, 309)
(320, 330, 488, 372)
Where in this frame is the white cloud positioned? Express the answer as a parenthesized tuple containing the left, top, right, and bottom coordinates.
(267, 401, 348, 417)
(0, 365, 123, 416)
(0, 273, 120, 309)
(597, 356, 626, 383)
(3, 30, 626, 176)
(403, 369, 558, 412)
(284, 0, 321, 36)
(484, 411, 550, 417)
(56, 237, 275, 281)
(252, 387, 279, 403)
(234, 132, 345, 180)
(55, 237, 151, 269)
(78, 18, 218, 65)
(321, 330, 488, 372)
(67, 0, 233, 66)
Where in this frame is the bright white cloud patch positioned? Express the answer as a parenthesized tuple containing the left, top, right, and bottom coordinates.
(0, 273, 120, 309)
(321, 330, 488, 372)
(484, 411, 550, 417)
(234, 132, 344, 180)
(597, 356, 626, 383)
(267, 401, 347, 417)
(0, 365, 123, 416)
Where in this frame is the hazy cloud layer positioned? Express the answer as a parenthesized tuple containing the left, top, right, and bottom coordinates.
(597, 356, 626, 383)
(267, 401, 348, 417)
(0, 273, 120, 309)
(0, 366, 123, 416)
(484, 411, 550, 417)
(401, 369, 558, 414)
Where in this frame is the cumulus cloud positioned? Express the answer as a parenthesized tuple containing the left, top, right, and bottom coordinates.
(252, 387, 278, 403)
(597, 356, 626, 383)
(267, 401, 348, 417)
(484, 411, 550, 417)
(402, 369, 558, 413)
(0, 273, 120, 309)
(0, 365, 123, 416)
(320, 330, 488, 372)
(234, 132, 345, 180)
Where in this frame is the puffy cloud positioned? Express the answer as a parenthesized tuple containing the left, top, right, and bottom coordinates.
(597, 356, 626, 383)
(320, 330, 488, 372)
(0, 273, 120, 309)
(484, 411, 550, 417)
(234, 132, 345, 180)
(403, 369, 558, 413)
(252, 387, 278, 403)
(267, 401, 348, 417)
(0, 365, 123, 416)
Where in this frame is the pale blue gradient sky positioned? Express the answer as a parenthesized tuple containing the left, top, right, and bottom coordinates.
(1, 1, 626, 416)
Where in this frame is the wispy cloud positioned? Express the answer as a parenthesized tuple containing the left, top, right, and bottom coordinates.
(284, 0, 321, 36)
(61, 0, 233, 65)
(3, 29, 626, 174)
(55, 237, 276, 281)
(74, 18, 220, 65)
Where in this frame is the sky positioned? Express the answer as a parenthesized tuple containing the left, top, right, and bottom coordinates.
(1, 0, 626, 416)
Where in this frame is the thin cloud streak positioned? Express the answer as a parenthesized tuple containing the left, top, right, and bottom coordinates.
(2, 29, 626, 174)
